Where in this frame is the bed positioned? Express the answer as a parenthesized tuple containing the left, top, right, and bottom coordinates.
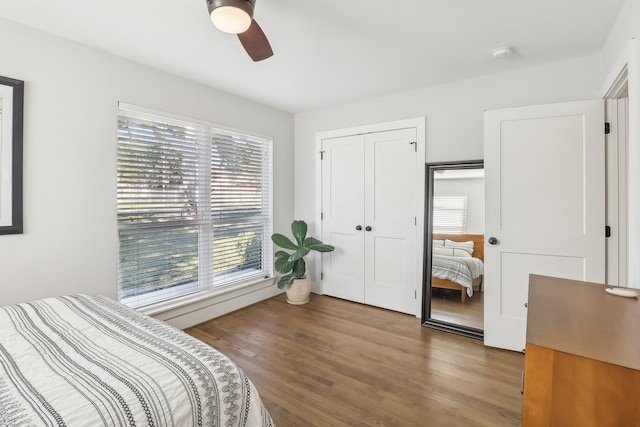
(431, 233, 484, 303)
(0, 294, 274, 426)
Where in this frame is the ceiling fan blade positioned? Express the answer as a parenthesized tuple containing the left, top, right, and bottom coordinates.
(238, 19, 273, 61)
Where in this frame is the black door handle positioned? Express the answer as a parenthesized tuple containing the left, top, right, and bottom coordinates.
(488, 237, 498, 245)
(365, 226, 372, 232)
(356, 225, 362, 231)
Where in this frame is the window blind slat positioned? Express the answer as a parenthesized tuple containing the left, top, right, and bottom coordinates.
(433, 195, 468, 234)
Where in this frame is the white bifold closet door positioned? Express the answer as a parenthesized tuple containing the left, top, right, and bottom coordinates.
(321, 128, 417, 315)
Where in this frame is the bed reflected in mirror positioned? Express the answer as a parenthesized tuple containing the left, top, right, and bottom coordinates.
(422, 160, 484, 339)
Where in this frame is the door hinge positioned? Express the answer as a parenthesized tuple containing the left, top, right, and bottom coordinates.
(410, 141, 417, 152)
(321, 212, 324, 220)
(605, 122, 610, 135)
(605, 225, 611, 238)
(321, 272, 324, 280)
(320, 150, 326, 160)
(414, 290, 417, 299)
(414, 216, 417, 226)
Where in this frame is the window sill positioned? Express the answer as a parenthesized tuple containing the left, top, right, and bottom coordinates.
(139, 276, 278, 329)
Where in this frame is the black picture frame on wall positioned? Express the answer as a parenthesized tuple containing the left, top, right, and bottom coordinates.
(0, 75, 24, 235)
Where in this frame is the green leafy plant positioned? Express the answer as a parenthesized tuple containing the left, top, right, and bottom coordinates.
(271, 220, 335, 289)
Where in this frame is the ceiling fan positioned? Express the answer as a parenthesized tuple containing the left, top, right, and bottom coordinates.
(206, 0, 273, 62)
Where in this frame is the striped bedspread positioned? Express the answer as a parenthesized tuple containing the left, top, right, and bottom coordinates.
(0, 295, 274, 427)
(432, 255, 484, 297)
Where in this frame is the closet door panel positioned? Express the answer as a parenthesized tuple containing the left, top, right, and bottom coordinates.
(364, 129, 417, 314)
(321, 135, 365, 303)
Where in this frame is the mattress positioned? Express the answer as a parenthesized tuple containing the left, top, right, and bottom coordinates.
(0, 294, 274, 426)
(432, 255, 484, 297)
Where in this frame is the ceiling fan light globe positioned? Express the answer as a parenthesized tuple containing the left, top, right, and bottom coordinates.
(211, 6, 252, 34)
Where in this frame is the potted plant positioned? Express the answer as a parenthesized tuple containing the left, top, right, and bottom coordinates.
(271, 220, 335, 305)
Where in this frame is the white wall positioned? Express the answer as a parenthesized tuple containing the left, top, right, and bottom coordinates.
(0, 19, 294, 314)
(295, 54, 604, 287)
(434, 177, 485, 234)
(602, 0, 640, 73)
(602, 0, 640, 286)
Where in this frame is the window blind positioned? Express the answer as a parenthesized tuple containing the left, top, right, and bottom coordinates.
(433, 195, 468, 234)
(117, 105, 272, 308)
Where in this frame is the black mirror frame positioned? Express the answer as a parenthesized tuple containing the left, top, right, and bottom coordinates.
(0, 75, 24, 235)
(421, 160, 484, 340)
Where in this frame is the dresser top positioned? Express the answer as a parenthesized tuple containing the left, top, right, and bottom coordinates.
(527, 274, 640, 370)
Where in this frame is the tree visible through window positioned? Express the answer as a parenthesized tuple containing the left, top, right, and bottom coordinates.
(117, 104, 273, 308)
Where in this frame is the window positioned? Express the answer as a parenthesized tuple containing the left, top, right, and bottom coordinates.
(117, 104, 273, 308)
(432, 195, 467, 234)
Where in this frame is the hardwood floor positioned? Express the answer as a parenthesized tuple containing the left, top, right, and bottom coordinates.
(186, 294, 524, 426)
(431, 289, 484, 329)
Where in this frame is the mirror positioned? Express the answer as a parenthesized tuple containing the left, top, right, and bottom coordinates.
(422, 160, 484, 339)
(0, 75, 24, 235)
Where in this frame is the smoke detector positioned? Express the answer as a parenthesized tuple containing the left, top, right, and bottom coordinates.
(492, 47, 514, 60)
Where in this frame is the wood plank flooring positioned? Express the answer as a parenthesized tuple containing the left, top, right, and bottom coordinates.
(186, 294, 524, 426)
(431, 289, 484, 329)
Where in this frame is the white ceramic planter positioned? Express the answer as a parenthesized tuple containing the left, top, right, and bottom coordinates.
(286, 276, 311, 305)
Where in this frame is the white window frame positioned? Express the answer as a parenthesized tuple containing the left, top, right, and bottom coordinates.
(117, 103, 273, 309)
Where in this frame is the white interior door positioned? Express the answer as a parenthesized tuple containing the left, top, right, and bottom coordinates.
(484, 100, 605, 351)
(363, 129, 417, 314)
(321, 135, 366, 303)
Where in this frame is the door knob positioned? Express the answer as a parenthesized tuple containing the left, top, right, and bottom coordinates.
(356, 225, 362, 231)
(488, 237, 498, 245)
(365, 226, 372, 232)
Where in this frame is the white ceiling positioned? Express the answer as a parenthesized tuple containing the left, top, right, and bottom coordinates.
(0, 0, 625, 113)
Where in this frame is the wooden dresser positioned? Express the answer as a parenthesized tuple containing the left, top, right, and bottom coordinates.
(523, 274, 640, 427)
